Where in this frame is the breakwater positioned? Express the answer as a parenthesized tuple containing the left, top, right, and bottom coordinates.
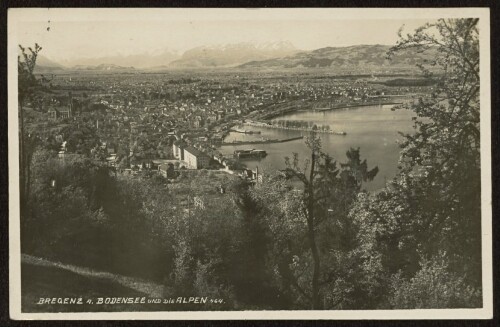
(244, 122, 347, 135)
(220, 136, 304, 146)
(229, 129, 261, 134)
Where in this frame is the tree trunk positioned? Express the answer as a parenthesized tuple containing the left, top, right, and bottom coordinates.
(306, 205, 321, 309)
(307, 150, 321, 309)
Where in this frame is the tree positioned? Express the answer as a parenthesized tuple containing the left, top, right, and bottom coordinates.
(18, 44, 42, 216)
(61, 125, 100, 155)
(166, 163, 175, 178)
(284, 132, 324, 308)
(18, 44, 42, 101)
(338, 147, 379, 216)
(252, 132, 378, 309)
(388, 18, 481, 286)
(389, 254, 481, 308)
(344, 19, 483, 308)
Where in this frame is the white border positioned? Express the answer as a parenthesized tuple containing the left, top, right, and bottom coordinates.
(8, 7, 492, 320)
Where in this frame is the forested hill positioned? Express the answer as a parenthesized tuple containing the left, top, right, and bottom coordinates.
(238, 44, 437, 71)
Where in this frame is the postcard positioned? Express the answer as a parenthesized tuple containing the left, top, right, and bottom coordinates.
(8, 7, 492, 320)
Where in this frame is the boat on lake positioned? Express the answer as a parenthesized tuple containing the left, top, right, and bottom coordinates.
(234, 149, 268, 159)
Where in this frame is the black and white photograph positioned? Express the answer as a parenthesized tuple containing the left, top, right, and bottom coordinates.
(7, 7, 492, 320)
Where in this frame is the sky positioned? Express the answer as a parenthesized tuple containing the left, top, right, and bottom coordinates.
(9, 8, 438, 61)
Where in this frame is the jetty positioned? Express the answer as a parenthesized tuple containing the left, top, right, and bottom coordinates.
(229, 129, 261, 134)
(220, 136, 304, 146)
(244, 122, 347, 135)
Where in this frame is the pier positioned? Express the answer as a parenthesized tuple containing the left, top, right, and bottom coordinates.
(243, 122, 347, 135)
(229, 129, 262, 134)
(220, 136, 304, 146)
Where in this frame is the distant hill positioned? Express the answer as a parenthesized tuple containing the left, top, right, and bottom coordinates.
(60, 49, 180, 69)
(238, 44, 437, 72)
(170, 41, 300, 68)
(34, 65, 66, 73)
(72, 64, 136, 71)
(33, 55, 66, 73)
(36, 55, 65, 68)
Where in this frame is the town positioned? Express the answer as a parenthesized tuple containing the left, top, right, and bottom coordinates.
(24, 70, 432, 184)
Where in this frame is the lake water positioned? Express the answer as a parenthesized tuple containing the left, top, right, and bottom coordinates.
(220, 104, 416, 190)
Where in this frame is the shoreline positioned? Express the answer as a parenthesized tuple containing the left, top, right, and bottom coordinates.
(262, 100, 404, 119)
(302, 101, 404, 112)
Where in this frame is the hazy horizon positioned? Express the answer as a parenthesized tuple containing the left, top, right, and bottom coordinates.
(11, 8, 433, 63)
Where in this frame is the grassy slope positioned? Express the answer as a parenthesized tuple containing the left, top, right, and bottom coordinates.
(22, 263, 156, 312)
(21, 255, 167, 312)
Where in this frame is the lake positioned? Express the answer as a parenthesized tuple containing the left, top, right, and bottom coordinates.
(220, 104, 416, 190)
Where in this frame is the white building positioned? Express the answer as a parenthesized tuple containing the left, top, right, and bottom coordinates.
(184, 146, 210, 169)
(173, 140, 187, 160)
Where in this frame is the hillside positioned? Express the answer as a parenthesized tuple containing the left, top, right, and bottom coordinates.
(239, 44, 437, 72)
(33, 55, 66, 73)
(21, 254, 162, 312)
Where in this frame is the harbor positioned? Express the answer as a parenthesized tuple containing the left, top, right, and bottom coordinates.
(219, 104, 414, 190)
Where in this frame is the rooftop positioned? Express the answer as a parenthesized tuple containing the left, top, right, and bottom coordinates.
(173, 140, 188, 148)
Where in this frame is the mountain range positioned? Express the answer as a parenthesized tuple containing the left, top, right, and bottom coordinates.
(169, 41, 299, 68)
(34, 43, 435, 72)
(239, 44, 436, 70)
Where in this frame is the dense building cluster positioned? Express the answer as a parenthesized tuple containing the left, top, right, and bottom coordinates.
(24, 71, 432, 179)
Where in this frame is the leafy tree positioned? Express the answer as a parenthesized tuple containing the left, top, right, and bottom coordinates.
(18, 44, 42, 214)
(389, 254, 481, 308)
(283, 132, 324, 308)
(18, 44, 42, 103)
(60, 125, 100, 155)
(166, 163, 175, 178)
(231, 184, 287, 308)
(251, 132, 377, 309)
(388, 18, 481, 286)
(342, 18, 484, 308)
(160, 188, 244, 309)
